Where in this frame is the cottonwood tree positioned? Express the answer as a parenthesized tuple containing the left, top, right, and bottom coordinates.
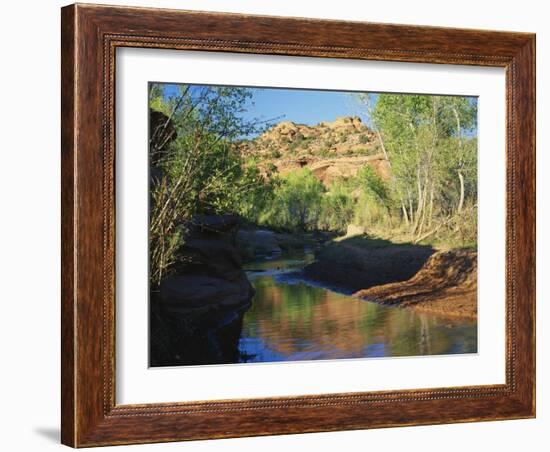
(370, 94, 477, 241)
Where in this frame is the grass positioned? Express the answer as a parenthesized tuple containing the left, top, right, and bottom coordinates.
(332, 227, 476, 252)
(332, 234, 423, 250)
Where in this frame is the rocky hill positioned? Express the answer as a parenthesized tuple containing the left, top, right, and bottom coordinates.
(240, 116, 390, 186)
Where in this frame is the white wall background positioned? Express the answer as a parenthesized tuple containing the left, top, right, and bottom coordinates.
(0, 1, 546, 451)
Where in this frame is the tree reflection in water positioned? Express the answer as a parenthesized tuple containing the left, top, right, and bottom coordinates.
(150, 251, 477, 367)
(238, 252, 477, 363)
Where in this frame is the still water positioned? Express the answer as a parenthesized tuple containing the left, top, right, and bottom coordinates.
(238, 251, 477, 363)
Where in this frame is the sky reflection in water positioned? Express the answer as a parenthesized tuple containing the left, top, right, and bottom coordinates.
(238, 252, 477, 364)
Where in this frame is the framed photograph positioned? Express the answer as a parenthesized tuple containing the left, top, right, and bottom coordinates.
(61, 3, 535, 447)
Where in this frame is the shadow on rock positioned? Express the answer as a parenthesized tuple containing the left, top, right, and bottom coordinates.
(149, 215, 254, 367)
(303, 235, 435, 293)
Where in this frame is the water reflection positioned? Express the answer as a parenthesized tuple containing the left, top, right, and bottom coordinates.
(239, 252, 477, 363)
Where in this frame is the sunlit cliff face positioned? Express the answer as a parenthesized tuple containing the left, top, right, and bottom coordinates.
(238, 116, 391, 187)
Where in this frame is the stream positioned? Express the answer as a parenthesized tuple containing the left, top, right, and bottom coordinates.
(238, 249, 477, 363)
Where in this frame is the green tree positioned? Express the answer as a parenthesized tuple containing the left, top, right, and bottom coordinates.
(318, 179, 355, 232)
(369, 94, 477, 241)
(352, 165, 393, 229)
(149, 84, 273, 287)
(260, 169, 324, 232)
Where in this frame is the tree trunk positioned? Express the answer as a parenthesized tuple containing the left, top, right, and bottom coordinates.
(411, 168, 424, 235)
(363, 94, 391, 163)
(416, 175, 429, 238)
(427, 180, 435, 228)
(457, 171, 465, 213)
(453, 105, 465, 215)
(401, 200, 410, 226)
(408, 191, 414, 225)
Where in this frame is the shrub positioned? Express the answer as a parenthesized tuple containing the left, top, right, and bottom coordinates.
(259, 169, 324, 232)
(318, 180, 355, 232)
(359, 133, 370, 144)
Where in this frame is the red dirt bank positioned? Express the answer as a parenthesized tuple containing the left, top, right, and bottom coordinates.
(353, 249, 477, 319)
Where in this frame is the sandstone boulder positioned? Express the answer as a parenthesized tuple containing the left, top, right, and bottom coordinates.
(158, 215, 255, 314)
(303, 238, 435, 293)
(236, 229, 282, 258)
(160, 274, 254, 313)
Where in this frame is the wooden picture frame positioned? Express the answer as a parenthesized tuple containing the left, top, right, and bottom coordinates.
(61, 3, 535, 447)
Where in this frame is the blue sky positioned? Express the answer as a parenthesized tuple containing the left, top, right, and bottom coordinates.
(239, 88, 371, 126)
(160, 83, 477, 137)
(161, 83, 371, 126)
